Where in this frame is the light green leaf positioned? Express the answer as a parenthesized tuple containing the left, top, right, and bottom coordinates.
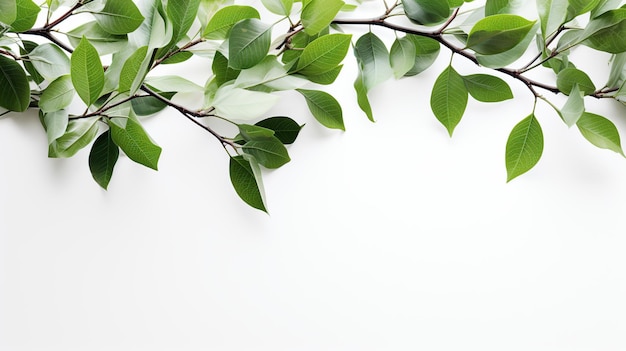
(229, 155, 267, 212)
(109, 117, 161, 170)
(119, 46, 149, 94)
(202, 5, 260, 39)
(10, 0, 40, 32)
(297, 89, 344, 130)
(261, 0, 293, 16)
(296, 33, 352, 76)
(466, 14, 536, 55)
(71, 37, 104, 106)
(93, 0, 144, 35)
(591, 0, 622, 18)
(255, 116, 303, 144)
(560, 84, 585, 127)
(0, 0, 17, 25)
(66, 21, 128, 55)
(354, 72, 374, 121)
(243, 138, 291, 169)
(145, 76, 203, 93)
(228, 18, 272, 69)
(577, 112, 624, 155)
(41, 109, 69, 144)
(212, 85, 279, 120)
(556, 67, 596, 95)
(462, 74, 513, 102)
(390, 36, 416, 79)
(40, 75, 74, 113)
(48, 117, 100, 158)
(405, 35, 440, 76)
(537, 0, 568, 39)
(235, 56, 308, 91)
(89, 130, 119, 190)
(0, 55, 30, 112)
(354, 32, 392, 90)
(402, 0, 450, 25)
(28, 43, 71, 82)
(607, 52, 626, 88)
(505, 114, 544, 182)
(301, 0, 344, 35)
(430, 65, 468, 136)
(166, 0, 201, 46)
(132, 0, 173, 49)
(485, 0, 515, 16)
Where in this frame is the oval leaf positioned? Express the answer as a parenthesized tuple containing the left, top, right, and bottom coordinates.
(71, 37, 104, 106)
(296, 33, 352, 76)
(301, 0, 344, 35)
(430, 66, 468, 136)
(467, 14, 536, 55)
(109, 117, 162, 170)
(202, 5, 260, 39)
(242, 138, 291, 169)
(93, 0, 144, 35)
(229, 155, 267, 212)
(297, 89, 344, 130)
(10, 0, 40, 32)
(39, 75, 74, 113)
(401, 0, 450, 25)
(228, 18, 272, 70)
(505, 114, 544, 182)
(0, 55, 30, 112)
(556, 67, 596, 95)
(576, 112, 624, 155)
(390, 36, 416, 79)
(354, 32, 392, 90)
(255, 116, 303, 144)
(462, 74, 513, 102)
(89, 130, 120, 190)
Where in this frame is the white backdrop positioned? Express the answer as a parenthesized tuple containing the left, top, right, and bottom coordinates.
(2, 1, 626, 350)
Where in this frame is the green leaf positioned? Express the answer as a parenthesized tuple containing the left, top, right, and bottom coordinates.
(584, 9, 626, 53)
(301, 0, 344, 35)
(229, 155, 267, 212)
(0, 55, 30, 112)
(131, 92, 176, 116)
(305, 65, 343, 85)
(462, 74, 513, 102)
(109, 117, 162, 170)
(89, 130, 119, 190)
(212, 85, 279, 120)
(66, 21, 128, 55)
(556, 67, 596, 95)
(40, 109, 69, 144)
(402, 0, 450, 25)
(26, 43, 70, 82)
(228, 18, 272, 69)
(48, 117, 100, 158)
(0, 0, 17, 26)
(212, 51, 241, 86)
(591, 0, 622, 18)
(93, 0, 144, 35)
(576, 112, 624, 155)
(560, 85, 585, 127)
(234, 55, 307, 91)
(390, 36, 416, 79)
(19, 41, 44, 85)
(404, 35, 440, 76)
(297, 89, 345, 130)
(430, 66, 468, 136)
(255, 116, 303, 144)
(243, 138, 291, 169)
(119, 46, 149, 94)
(505, 114, 544, 182)
(238, 124, 276, 141)
(10, 0, 40, 32)
(71, 37, 105, 106)
(202, 5, 260, 39)
(475, 22, 539, 68)
(568, 0, 601, 18)
(160, 50, 193, 64)
(39, 75, 74, 113)
(466, 14, 536, 55)
(261, 0, 293, 16)
(296, 33, 352, 76)
(166, 0, 201, 46)
(485, 0, 515, 16)
(354, 32, 393, 90)
(537, 0, 569, 39)
(132, 0, 173, 50)
(354, 73, 374, 121)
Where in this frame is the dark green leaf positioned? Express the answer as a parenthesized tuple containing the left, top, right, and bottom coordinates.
(301, 0, 344, 35)
(238, 124, 276, 141)
(577, 112, 624, 155)
(505, 114, 544, 182)
(212, 51, 241, 86)
(131, 92, 176, 116)
(467, 14, 536, 55)
(297, 89, 345, 130)
(228, 18, 272, 69)
(556, 67, 596, 95)
(89, 130, 119, 190)
(402, 0, 450, 25)
(0, 55, 30, 112)
(166, 0, 201, 45)
(19, 41, 44, 85)
(229, 155, 267, 212)
(462, 74, 513, 102)
(242, 138, 291, 169)
(109, 117, 162, 170)
(202, 5, 260, 39)
(93, 0, 144, 35)
(255, 116, 303, 144)
(430, 66, 468, 136)
(10, 0, 40, 32)
(71, 37, 104, 106)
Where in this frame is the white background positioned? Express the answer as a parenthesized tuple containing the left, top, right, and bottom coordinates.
(2, 1, 626, 350)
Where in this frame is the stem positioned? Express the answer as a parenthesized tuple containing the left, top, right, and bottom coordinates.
(435, 8, 460, 35)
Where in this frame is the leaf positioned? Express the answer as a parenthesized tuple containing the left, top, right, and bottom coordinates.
(228, 18, 272, 69)
(131, 0, 173, 50)
(297, 89, 345, 130)
(212, 51, 241, 86)
(145, 76, 203, 93)
(109, 117, 162, 170)
(405, 35, 440, 76)
(27, 43, 71, 82)
(261, 0, 293, 16)
(584, 9, 626, 53)
(0, 0, 17, 26)
(166, 0, 201, 46)
(466, 14, 536, 55)
(485, 0, 515, 16)
(301, 0, 344, 35)
(430, 66, 468, 136)
(0, 55, 30, 112)
(66, 21, 128, 55)
(296, 33, 352, 76)
(560, 85, 585, 127)
(39, 75, 74, 113)
(255, 116, 303, 144)
(568, 0, 601, 18)
(40, 109, 69, 144)
(212, 85, 279, 120)
(93, 0, 144, 35)
(19, 41, 44, 85)
(229, 155, 267, 212)
(556, 67, 596, 95)
(475, 22, 540, 68)
(48, 117, 100, 158)
(131, 92, 176, 116)
(238, 124, 276, 141)
(202, 5, 260, 39)
(576, 112, 624, 155)
(160, 50, 193, 64)
(10, 0, 40, 32)
(354, 73, 374, 122)
(505, 114, 544, 182)
(401, 0, 450, 25)
(242, 138, 291, 169)
(537, 0, 569, 39)
(390, 36, 416, 79)
(89, 130, 119, 190)
(354, 32, 393, 90)
(462, 74, 513, 102)
(119, 46, 149, 94)
(71, 37, 105, 106)
(305, 65, 343, 85)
